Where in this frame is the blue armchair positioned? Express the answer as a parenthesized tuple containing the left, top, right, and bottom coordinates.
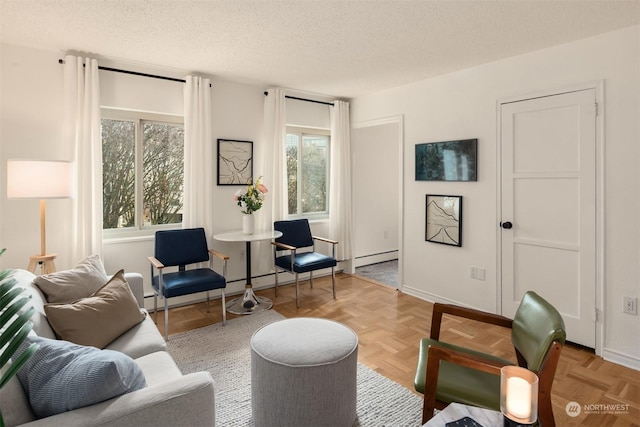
(148, 228, 228, 340)
(272, 219, 338, 308)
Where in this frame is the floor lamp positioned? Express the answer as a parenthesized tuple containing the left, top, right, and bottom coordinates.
(7, 160, 74, 274)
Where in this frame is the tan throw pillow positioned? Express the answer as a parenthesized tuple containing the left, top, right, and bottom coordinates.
(34, 254, 109, 303)
(44, 270, 145, 349)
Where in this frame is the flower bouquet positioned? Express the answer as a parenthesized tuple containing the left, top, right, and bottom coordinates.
(234, 176, 268, 214)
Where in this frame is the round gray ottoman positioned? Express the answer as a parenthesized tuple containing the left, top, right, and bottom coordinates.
(251, 318, 359, 427)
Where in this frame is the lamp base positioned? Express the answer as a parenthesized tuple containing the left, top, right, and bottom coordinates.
(27, 254, 57, 275)
(503, 415, 537, 427)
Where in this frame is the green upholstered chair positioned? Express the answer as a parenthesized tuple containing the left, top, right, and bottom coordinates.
(414, 291, 566, 426)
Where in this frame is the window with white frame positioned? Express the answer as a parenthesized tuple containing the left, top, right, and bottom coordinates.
(101, 108, 184, 233)
(285, 127, 330, 219)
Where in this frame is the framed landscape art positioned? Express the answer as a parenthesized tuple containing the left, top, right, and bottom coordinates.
(425, 194, 462, 247)
(217, 139, 253, 185)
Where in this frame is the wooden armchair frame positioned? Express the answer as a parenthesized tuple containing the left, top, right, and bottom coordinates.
(420, 302, 563, 426)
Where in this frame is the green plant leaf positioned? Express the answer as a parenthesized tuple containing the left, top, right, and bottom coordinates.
(0, 291, 30, 326)
(0, 342, 39, 390)
(0, 307, 35, 352)
(0, 277, 17, 299)
(0, 321, 33, 370)
(0, 249, 37, 425)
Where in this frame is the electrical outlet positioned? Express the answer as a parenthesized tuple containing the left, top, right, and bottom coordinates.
(623, 297, 637, 315)
(470, 266, 486, 281)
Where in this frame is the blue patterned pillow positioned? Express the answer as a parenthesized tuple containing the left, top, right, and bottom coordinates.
(16, 335, 146, 418)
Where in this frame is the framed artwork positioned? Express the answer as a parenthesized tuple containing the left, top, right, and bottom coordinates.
(425, 194, 462, 247)
(415, 139, 477, 181)
(217, 139, 253, 185)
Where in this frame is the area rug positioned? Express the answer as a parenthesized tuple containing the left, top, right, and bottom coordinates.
(356, 260, 398, 288)
(167, 310, 423, 426)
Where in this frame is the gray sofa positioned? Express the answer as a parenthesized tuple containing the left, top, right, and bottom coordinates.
(1, 268, 215, 427)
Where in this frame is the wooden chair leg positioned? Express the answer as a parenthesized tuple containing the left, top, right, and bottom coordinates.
(310, 271, 314, 288)
(206, 291, 210, 313)
(274, 267, 279, 297)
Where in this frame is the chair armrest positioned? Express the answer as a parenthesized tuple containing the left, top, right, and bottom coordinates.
(430, 302, 513, 340)
(19, 372, 215, 427)
(272, 241, 296, 251)
(312, 236, 338, 245)
(421, 344, 508, 423)
(208, 249, 229, 278)
(147, 256, 165, 270)
(208, 249, 229, 261)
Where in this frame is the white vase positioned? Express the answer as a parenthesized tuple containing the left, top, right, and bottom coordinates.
(242, 213, 255, 234)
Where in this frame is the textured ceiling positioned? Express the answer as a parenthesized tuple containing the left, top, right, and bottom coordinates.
(1, 0, 639, 98)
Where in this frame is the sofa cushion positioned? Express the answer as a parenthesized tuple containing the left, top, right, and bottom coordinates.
(16, 335, 147, 418)
(44, 270, 145, 349)
(33, 254, 108, 303)
(133, 351, 183, 386)
(106, 312, 167, 359)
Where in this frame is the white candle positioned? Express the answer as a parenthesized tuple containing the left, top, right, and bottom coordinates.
(506, 376, 532, 419)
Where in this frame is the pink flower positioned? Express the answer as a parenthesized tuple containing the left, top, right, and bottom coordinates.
(257, 183, 268, 194)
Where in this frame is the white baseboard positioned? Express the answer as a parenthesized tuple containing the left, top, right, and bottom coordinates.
(354, 251, 398, 268)
(602, 348, 640, 371)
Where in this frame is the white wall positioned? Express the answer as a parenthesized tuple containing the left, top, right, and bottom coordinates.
(351, 26, 640, 368)
(0, 45, 69, 268)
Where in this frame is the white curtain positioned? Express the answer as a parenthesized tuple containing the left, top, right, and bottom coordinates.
(329, 100, 353, 264)
(259, 88, 287, 230)
(183, 76, 214, 239)
(253, 88, 286, 271)
(63, 55, 102, 263)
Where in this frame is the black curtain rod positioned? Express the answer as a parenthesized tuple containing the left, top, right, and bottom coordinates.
(264, 91, 334, 106)
(58, 59, 211, 87)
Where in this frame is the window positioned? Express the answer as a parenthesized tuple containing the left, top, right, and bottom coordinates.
(285, 127, 330, 218)
(101, 109, 184, 234)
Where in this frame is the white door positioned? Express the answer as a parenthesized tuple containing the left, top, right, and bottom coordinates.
(500, 89, 597, 348)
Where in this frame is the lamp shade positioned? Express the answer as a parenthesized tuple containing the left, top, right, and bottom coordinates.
(7, 160, 75, 199)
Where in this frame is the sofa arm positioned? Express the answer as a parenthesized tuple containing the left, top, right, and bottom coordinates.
(123, 272, 144, 308)
(19, 372, 215, 427)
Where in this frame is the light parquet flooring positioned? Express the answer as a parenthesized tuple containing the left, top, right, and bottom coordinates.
(155, 273, 640, 426)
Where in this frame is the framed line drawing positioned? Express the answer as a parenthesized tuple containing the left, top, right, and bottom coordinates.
(217, 139, 253, 185)
(425, 194, 462, 247)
